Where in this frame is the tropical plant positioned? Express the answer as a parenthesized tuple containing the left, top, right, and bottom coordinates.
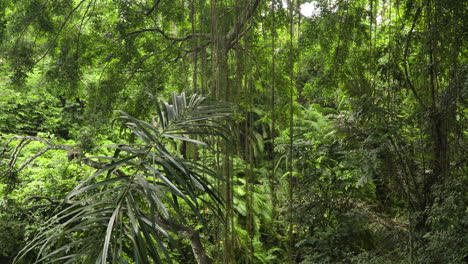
(12, 92, 233, 264)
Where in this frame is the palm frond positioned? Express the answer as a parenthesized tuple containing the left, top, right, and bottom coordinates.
(14, 92, 232, 264)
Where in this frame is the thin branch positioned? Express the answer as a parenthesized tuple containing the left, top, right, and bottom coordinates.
(32, 0, 87, 68)
(4, 135, 127, 178)
(126, 28, 210, 42)
(26, 196, 55, 204)
(9, 138, 28, 168)
(225, 0, 261, 49)
(146, 0, 161, 16)
(228, 23, 253, 49)
(403, 4, 426, 107)
(15, 147, 50, 173)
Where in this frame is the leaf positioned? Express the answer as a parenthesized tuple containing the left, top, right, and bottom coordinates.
(66, 155, 136, 200)
(101, 205, 120, 264)
(161, 133, 207, 146)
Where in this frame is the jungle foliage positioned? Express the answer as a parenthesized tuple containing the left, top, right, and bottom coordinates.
(0, 0, 466, 263)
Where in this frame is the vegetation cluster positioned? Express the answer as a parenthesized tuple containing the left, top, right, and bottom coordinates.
(0, 0, 466, 263)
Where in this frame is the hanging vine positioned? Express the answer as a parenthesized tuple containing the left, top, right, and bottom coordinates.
(287, 0, 295, 261)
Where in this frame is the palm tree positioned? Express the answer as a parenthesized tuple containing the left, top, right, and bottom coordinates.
(14, 92, 233, 264)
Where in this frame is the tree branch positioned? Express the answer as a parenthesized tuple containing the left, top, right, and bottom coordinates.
(146, 0, 161, 16)
(225, 0, 261, 49)
(126, 28, 210, 42)
(3, 136, 127, 178)
(403, 4, 426, 107)
(32, 0, 87, 68)
(131, 0, 260, 53)
(157, 218, 213, 264)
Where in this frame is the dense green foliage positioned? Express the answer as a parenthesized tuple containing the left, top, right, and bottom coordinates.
(0, 0, 466, 263)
